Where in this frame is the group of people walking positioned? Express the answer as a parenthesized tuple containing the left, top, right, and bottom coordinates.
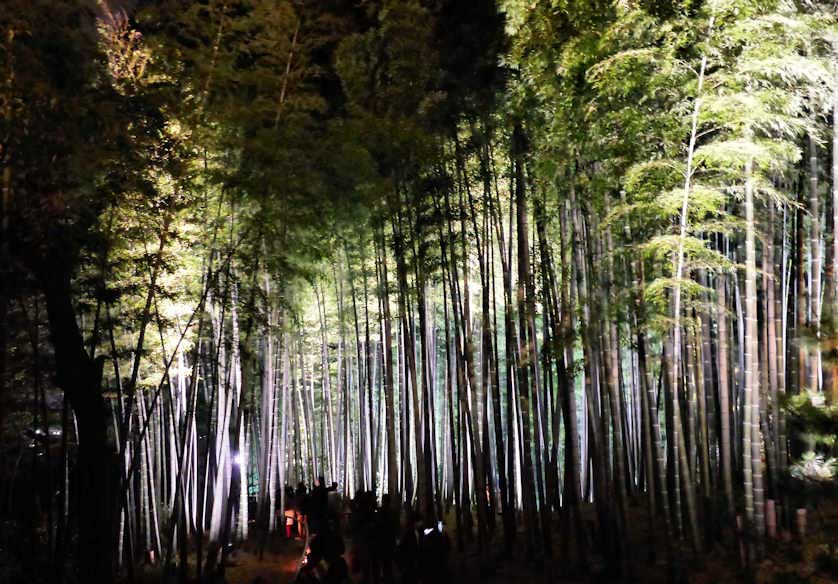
(283, 479, 341, 541)
(286, 479, 450, 584)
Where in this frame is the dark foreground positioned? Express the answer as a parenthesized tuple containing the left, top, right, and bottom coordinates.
(126, 497, 838, 584)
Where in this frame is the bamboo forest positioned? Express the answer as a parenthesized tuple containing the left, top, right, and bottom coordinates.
(3, 1, 838, 583)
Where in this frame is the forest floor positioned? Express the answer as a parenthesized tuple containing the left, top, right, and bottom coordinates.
(132, 537, 304, 584)
(216, 541, 303, 584)
(421, 498, 838, 584)
(138, 496, 838, 584)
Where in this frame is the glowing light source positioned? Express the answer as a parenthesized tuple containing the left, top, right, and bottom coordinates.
(233, 453, 244, 466)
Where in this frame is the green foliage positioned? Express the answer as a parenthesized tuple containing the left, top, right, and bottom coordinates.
(789, 452, 837, 482)
(643, 276, 713, 324)
(783, 393, 838, 452)
(815, 544, 838, 579)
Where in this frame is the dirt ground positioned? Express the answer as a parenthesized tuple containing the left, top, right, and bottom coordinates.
(221, 540, 304, 584)
(136, 496, 838, 584)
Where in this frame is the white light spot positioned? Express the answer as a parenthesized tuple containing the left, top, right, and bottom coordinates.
(233, 453, 244, 466)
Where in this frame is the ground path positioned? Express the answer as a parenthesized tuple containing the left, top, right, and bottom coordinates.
(221, 538, 305, 584)
(150, 498, 838, 584)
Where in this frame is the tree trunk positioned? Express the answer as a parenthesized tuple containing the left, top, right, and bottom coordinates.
(377, 225, 399, 498)
(744, 150, 765, 557)
(41, 256, 115, 582)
